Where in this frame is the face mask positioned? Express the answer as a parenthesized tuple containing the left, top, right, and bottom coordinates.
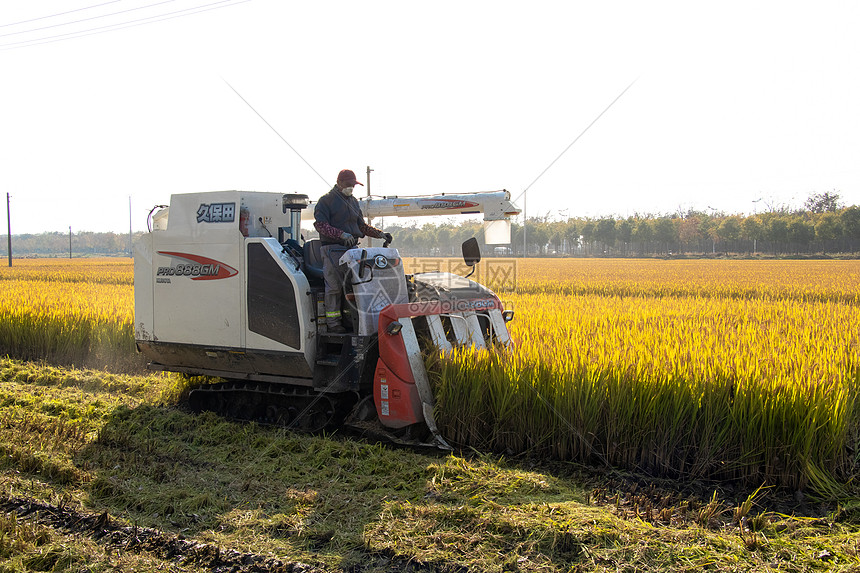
(342, 186, 354, 197)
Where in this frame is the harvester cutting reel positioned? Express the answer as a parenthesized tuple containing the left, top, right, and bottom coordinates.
(348, 294, 514, 450)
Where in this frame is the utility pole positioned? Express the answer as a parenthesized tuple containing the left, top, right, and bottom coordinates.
(69, 226, 72, 259)
(129, 196, 133, 256)
(752, 198, 762, 255)
(707, 206, 717, 254)
(6, 193, 11, 267)
(522, 192, 527, 257)
(366, 166, 374, 247)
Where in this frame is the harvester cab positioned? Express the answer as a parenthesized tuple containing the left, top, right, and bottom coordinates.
(133, 189, 519, 448)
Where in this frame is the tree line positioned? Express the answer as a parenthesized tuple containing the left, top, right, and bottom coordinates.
(3, 192, 859, 258)
(385, 192, 860, 257)
(0, 231, 138, 257)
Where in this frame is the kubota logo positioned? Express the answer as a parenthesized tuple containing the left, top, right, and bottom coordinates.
(156, 252, 238, 280)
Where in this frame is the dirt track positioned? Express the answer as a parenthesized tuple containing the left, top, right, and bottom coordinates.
(1, 494, 326, 573)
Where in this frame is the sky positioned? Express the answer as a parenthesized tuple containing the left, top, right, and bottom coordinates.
(1, 1, 859, 235)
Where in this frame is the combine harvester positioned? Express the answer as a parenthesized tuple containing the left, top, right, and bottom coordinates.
(134, 190, 519, 447)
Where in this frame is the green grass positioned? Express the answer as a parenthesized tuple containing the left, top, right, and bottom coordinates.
(1, 358, 860, 571)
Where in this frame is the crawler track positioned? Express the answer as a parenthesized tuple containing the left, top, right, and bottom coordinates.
(188, 382, 347, 432)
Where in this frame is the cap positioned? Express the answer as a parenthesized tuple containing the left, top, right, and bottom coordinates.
(336, 169, 364, 188)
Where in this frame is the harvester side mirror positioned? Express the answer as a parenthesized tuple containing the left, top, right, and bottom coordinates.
(462, 238, 481, 266)
(462, 238, 481, 278)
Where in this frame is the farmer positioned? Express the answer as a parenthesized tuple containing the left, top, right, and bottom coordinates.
(313, 169, 392, 333)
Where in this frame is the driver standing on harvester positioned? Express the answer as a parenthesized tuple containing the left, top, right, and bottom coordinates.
(314, 169, 393, 334)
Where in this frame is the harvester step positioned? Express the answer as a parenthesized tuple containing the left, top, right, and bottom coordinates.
(319, 332, 353, 339)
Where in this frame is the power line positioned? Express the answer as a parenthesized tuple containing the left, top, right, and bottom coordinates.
(0, 1, 124, 29)
(0, 0, 249, 51)
(516, 78, 637, 256)
(0, 0, 178, 39)
(221, 78, 331, 190)
(519, 77, 639, 201)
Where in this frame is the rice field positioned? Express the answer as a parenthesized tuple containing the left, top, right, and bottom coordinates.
(1, 257, 859, 496)
(428, 259, 860, 495)
(0, 259, 135, 369)
(0, 258, 133, 286)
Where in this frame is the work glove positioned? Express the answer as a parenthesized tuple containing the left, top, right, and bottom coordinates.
(383, 232, 393, 246)
(340, 232, 357, 247)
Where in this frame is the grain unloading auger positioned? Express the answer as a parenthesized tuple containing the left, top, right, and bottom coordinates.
(133, 190, 519, 448)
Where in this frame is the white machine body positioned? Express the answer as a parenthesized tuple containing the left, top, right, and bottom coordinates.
(134, 191, 317, 382)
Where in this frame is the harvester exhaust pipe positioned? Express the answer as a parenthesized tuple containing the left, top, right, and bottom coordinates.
(282, 194, 310, 242)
